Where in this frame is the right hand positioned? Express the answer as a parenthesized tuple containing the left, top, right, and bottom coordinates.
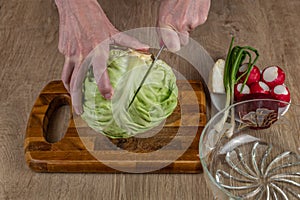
(157, 0, 211, 52)
(55, 0, 149, 115)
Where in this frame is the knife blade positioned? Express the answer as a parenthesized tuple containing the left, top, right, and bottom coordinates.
(127, 45, 165, 109)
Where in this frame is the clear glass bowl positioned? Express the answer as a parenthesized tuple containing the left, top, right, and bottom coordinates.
(199, 99, 300, 200)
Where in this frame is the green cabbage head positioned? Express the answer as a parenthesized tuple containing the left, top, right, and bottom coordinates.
(81, 49, 178, 138)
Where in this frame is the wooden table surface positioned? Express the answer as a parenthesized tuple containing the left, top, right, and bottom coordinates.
(1, 0, 300, 199)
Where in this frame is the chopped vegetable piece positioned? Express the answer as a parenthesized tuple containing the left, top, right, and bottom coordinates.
(271, 85, 290, 106)
(250, 81, 270, 95)
(238, 64, 260, 85)
(262, 66, 285, 88)
(211, 59, 226, 94)
(234, 83, 250, 101)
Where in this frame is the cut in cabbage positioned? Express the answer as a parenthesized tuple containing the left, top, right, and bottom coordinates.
(81, 49, 178, 138)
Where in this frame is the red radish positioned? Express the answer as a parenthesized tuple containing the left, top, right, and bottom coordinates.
(237, 63, 260, 85)
(271, 85, 290, 106)
(234, 83, 250, 101)
(250, 81, 270, 94)
(262, 66, 285, 88)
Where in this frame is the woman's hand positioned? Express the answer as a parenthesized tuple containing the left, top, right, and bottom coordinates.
(55, 0, 149, 114)
(157, 0, 211, 52)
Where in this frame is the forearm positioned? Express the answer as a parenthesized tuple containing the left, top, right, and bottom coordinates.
(55, 0, 101, 15)
(54, 0, 111, 26)
(54, 0, 115, 54)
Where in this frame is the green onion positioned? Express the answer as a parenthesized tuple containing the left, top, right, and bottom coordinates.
(215, 37, 259, 136)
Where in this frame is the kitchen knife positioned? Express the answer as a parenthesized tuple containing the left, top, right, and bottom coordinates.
(127, 45, 165, 109)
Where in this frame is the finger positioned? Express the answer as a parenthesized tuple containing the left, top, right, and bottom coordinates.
(158, 27, 180, 52)
(61, 57, 75, 92)
(92, 45, 114, 99)
(69, 58, 86, 115)
(69, 49, 97, 115)
(112, 33, 149, 51)
(178, 31, 189, 47)
(96, 70, 114, 99)
(70, 88, 83, 115)
(70, 74, 84, 115)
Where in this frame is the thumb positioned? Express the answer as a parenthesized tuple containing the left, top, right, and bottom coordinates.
(157, 26, 180, 52)
(112, 32, 149, 51)
(96, 69, 113, 99)
(178, 31, 189, 47)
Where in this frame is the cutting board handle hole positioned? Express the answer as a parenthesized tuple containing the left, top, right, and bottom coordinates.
(43, 95, 71, 143)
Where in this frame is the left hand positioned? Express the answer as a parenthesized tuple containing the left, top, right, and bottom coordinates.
(157, 0, 211, 52)
(55, 0, 149, 115)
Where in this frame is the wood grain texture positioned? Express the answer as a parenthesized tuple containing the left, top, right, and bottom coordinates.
(1, 0, 300, 199)
(25, 80, 206, 173)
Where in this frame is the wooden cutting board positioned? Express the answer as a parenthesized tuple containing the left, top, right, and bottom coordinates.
(25, 80, 207, 173)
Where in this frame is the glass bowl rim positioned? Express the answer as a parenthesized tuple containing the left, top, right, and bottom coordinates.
(199, 98, 295, 198)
